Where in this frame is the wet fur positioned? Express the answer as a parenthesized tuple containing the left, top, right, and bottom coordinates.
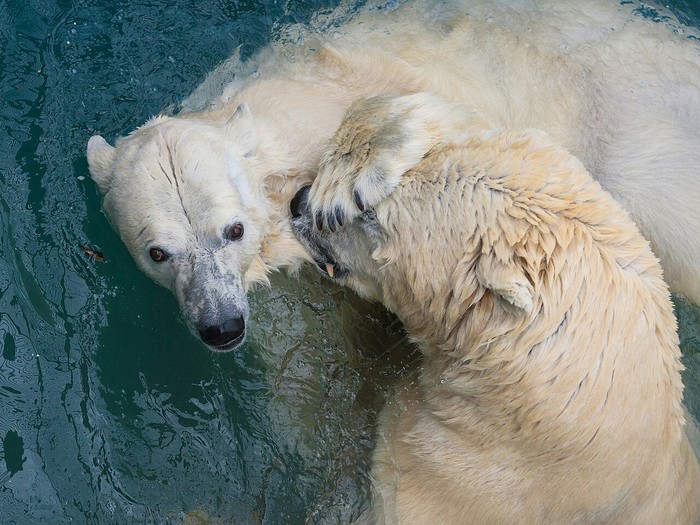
(292, 93, 700, 524)
(87, 0, 700, 348)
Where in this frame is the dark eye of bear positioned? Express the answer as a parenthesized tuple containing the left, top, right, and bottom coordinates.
(149, 247, 168, 262)
(226, 222, 244, 241)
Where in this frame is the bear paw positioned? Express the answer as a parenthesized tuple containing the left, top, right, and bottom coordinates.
(306, 92, 474, 232)
(308, 157, 403, 232)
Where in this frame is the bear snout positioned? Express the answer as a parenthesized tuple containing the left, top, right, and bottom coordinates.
(198, 315, 246, 351)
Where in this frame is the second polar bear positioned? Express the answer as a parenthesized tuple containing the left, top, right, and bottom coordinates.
(291, 92, 700, 524)
(87, 0, 700, 350)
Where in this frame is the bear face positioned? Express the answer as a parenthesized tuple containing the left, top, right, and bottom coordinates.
(87, 105, 268, 351)
(291, 191, 386, 303)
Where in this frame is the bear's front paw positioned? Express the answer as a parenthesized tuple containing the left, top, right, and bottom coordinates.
(308, 92, 457, 231)
(308, 160, 404, 232)
(307, 167, 359, 232)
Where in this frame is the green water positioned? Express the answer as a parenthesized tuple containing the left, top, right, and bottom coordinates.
(0, 1, 699, 524)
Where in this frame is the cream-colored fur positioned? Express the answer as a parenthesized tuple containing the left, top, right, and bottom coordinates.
(87, 1, 700, 348)
(292, 93, 700, 524)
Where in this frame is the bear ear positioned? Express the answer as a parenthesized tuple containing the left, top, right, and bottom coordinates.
(475, 254, 534, 315)
(225, 102, 257, 158)
(86, 135, 116, 195)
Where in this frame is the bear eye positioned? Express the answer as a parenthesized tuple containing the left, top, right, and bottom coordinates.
(226, 222, 244, 242)
(149, 247, 168, 262)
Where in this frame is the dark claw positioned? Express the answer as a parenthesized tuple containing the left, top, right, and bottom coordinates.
(354, 189, 365, 211)
(327, 212, 337, 233)
(334, 206, 344, 227)
(315, 210, 324, 231)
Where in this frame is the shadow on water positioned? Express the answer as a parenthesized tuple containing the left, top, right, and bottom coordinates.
(0, 1, 699, 524)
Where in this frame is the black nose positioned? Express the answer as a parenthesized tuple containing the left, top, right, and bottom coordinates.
(199, 316, 246, 349)
(290, 185, 311, 218)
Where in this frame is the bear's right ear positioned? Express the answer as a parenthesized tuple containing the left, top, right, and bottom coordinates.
(87, 135, 116, 195)
(475, 253, 534, 315)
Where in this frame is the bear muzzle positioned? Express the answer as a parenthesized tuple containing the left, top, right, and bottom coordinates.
(198, 315, 246, 351)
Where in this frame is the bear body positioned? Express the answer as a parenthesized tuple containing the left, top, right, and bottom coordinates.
(291, 92, 700, 524)
(87, 0, 700, 348)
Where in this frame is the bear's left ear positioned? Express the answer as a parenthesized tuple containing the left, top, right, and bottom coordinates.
(475, 253, 534, 315)
(225, 102, 257, 158)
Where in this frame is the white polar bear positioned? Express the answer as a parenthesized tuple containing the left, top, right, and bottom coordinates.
(290, 92, 700, 525)
(87, 0, 700, 350)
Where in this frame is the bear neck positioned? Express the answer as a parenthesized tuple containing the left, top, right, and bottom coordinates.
(390, 223, 683, 462)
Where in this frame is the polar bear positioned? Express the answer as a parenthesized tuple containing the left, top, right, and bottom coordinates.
(290, 92, 700, 524)
(87, 0, 700, 350)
